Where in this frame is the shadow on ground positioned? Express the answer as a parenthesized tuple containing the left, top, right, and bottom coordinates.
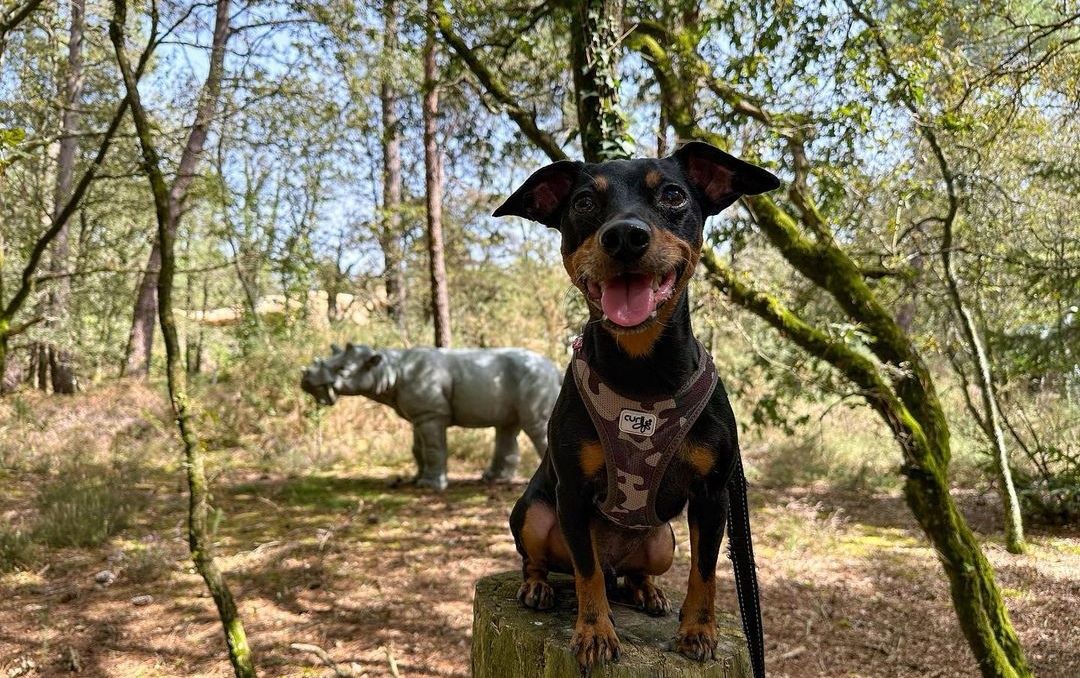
(2, 469, 1078, 677)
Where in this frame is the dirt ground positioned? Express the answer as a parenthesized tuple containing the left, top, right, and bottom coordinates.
(1, 388, 1078, 677)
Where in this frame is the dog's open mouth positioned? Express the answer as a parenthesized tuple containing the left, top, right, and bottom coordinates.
(584, 269, 678, 329)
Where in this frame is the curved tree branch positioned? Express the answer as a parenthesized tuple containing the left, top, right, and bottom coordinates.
(435, 2, 567, 162)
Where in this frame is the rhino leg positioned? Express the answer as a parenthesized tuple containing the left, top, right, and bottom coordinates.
(412, 416, 449, 491)
(409, 433, 426, 481)
(524, 421, 549, 458)
(483, 426, 521, 483)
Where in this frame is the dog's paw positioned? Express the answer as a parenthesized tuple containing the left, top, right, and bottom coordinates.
(626, 578, 669, 617)
(674, 620, 718, 661)
(571, 614, 620, 668)
(517, 578, 555, 611)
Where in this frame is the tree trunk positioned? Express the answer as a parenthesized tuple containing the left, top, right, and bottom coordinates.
(568, 0, 633, 162)
(472, 571, 750, 678)
(423, 2, 451, 348)
(435, 14, 1034, 676)
(46, 0, 85, 394)
(110, 1, 256, 675)
(123, 242, 159, 377)
(0, 332, 8, 394)
(380, 0, 406, 332)
(36, 342, 49, 390)
(700, 251, 1031, 678)
(941, 239, 1025, 554)
(122, 0, 231, 377)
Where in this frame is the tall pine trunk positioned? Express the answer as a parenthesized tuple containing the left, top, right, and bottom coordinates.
(45, 0, 85, 393)
(123, 243, 158, 377)
(380, 0, 406, 333)
(423, 2, 451, 348)
(122, 0, 231, 377)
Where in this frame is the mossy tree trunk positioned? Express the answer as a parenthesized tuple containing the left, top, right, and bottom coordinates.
(568, 0, 634, 162)
(840, 0, 1025, 557)
(473, 572, 750, 678)
(436, 12, 1032, 678)
(626, 23, 1031, 678)
(109, 1, 256, 676)
(941, 236, 1026, 555)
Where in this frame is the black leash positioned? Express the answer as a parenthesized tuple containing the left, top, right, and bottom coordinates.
(727, 453, 765, 678)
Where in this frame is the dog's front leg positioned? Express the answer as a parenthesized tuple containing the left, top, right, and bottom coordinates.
(557, 481, 619, 668)
(677, 484, 729, 660)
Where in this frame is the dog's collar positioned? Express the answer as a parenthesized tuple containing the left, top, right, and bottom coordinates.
(571, 337, 717, 529)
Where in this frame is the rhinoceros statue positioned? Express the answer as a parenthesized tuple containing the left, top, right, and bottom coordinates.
(300, 343, 561, 490)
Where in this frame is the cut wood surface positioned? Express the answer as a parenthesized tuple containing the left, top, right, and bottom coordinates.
(472, 571, 750, 678)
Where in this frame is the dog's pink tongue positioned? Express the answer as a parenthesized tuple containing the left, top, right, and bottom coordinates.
(601, 274, 655, 327)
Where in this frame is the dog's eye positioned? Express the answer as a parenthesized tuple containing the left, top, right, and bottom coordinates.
(659, 186, 688, 208)
(572, 195, 596, 213)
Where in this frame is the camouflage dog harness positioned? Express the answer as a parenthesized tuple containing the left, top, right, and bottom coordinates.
(572, 338, 718, 530)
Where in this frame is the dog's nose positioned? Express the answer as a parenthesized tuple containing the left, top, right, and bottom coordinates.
(598, 219, 651, 262)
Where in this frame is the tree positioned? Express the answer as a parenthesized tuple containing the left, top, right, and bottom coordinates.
(109, 1, 257, 675)
(435, 1, 1041, 674)
(121, 0, 232, 377)
(43, 0, 86, 394)
(379, 0, 408, 334)
(0, 24, 140, 389)
(424, 0, 451, 347)
(568, 0, 634, 162)
(0, 0, 43, 69)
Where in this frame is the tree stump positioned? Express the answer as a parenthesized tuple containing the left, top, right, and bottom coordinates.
(472, 571, 751, 678)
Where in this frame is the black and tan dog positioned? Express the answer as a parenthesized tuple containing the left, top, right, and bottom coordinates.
(494, 141, 779, 677)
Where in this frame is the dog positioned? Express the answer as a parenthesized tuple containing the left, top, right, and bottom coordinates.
(494, 141, 779, 677)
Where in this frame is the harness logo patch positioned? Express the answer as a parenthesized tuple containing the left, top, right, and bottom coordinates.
(619, 409, 657, 437)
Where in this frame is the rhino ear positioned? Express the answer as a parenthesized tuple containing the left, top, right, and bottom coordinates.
(363, 353, 384, 370)
(345, 342, 355, 352)
(331, 344, 342, 355)
(493, 160, 584, 228)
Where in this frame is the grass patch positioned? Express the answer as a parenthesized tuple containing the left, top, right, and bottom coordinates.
(0, 526, 34, 572)
(114, 538, 174, 584)
(32, 462, 147, 548)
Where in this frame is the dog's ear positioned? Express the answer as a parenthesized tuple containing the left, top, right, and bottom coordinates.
(493, 160, 584, 228)
(671, 141, 780, 216)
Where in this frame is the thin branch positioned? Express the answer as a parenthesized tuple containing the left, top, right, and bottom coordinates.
(434, 2, 567, 162)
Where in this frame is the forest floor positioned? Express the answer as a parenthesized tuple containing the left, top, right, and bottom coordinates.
(0, 382, 1078, 678)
